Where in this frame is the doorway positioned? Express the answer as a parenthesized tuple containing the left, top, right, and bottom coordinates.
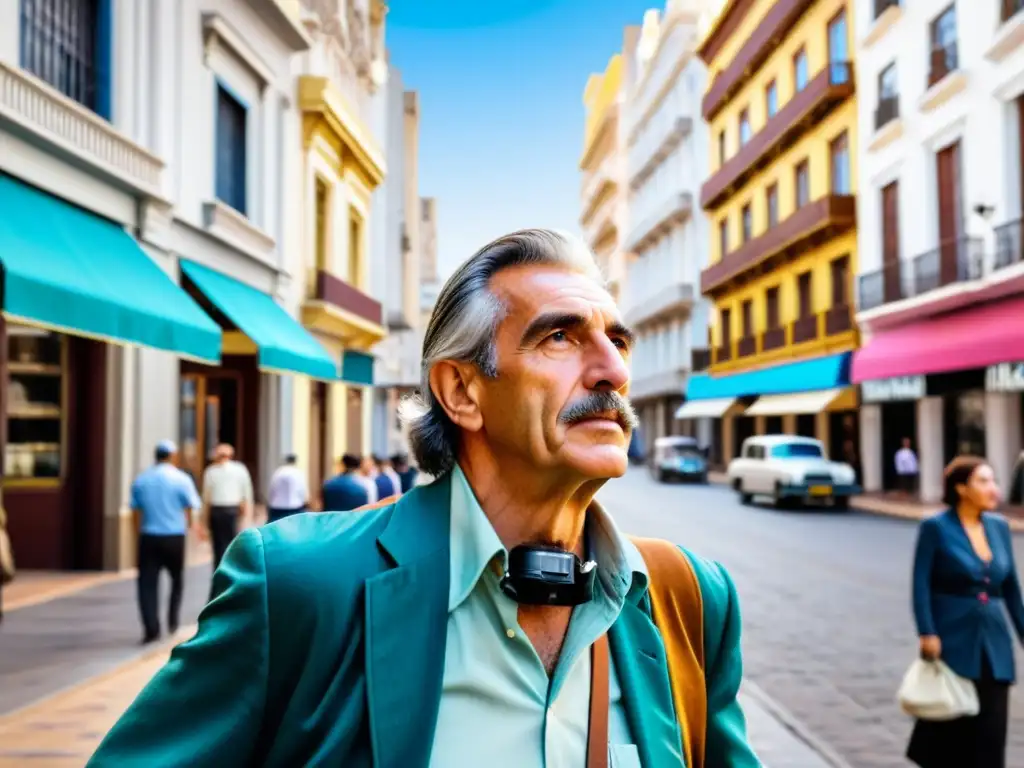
(309, 380, 331, 499)
(881, 401, 918, 491)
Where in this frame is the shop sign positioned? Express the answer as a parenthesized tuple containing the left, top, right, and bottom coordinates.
(861, 376, 926, 403)
(985, 362, 1024, 393)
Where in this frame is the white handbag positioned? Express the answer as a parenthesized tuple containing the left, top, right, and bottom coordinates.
(897, 658, 980, 721)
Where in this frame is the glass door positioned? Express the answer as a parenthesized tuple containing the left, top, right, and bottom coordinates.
(828, 9, 849, 83)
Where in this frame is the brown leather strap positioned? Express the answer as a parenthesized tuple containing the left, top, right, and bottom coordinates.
(586, 634, 610, 768)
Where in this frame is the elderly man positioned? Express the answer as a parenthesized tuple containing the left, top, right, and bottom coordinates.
(89, 230, 758, 766)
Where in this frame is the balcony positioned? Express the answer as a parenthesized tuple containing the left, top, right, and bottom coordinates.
(863, 0, 903, 48)
(581, 158, 617, 218)
(701, 0, 815, 121)
(0, 62, 163, 198)
(928, 44, 959, 89)
(825, 304, 853, 335)
(790, 315, 818, 344)
(737, 336, 757, 358)
(857, 237, 984, 312)
(625, 192, 693, 254)
(624, 280, 695, 328)
(716, 343, 732, 364)
(988, 1, 1024, 62)
(701, 195, 857, 295)
(995, 218, 1024, 270)
(762, 327, 786, 351)
(629, 116, 693, 190)
(874, 96, 899, 131)
(301, 269, 385, 347)
(701, 63, 854, 210)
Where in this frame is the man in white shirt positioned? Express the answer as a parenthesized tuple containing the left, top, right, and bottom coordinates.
(894, 437, 919, 496)
(356, 455, 379, 504)
(267, 454, 309, 524)
(201, 443, 254, 571)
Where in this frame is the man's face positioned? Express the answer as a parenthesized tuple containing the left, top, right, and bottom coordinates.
(473, 265, 635, 480)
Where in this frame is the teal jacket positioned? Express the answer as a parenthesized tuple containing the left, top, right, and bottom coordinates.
(89, 476, 758, 767)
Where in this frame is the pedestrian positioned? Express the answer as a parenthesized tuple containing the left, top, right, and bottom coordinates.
(200, 443, 253, 573)
(354, 454, 379, 503)
(129, 440, 201, 644)
(321, 454, 369, 511)
(895, 437, 919, 496)
(266, 454, 308, 524)
(391, 452, 418, 492)
(907, 455, 1024, 767)
(372, 454, 399, 500)
(88, 229, 759, 765)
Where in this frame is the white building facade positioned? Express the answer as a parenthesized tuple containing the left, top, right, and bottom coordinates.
(621, 2, 713, 455)
(0, 0, 333, 570)
(853, 0, 1024, 500)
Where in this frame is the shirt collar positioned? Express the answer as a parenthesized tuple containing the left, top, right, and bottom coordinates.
(447, 466, 649, 612)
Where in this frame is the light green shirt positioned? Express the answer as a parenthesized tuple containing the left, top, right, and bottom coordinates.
(428, 466, 649, 768)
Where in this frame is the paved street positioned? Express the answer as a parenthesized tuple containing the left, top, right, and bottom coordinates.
(598, 469, 1024, 768)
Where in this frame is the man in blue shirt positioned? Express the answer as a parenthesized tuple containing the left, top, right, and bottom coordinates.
(321, 454, 368, 511)
(130, 440, 201, 644)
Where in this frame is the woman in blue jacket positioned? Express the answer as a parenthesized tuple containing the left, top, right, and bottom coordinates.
(908, 456, 1024, 767)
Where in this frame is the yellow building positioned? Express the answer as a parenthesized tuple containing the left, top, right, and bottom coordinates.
(291, 2, 388, 496)
(679, 0, 860, 463)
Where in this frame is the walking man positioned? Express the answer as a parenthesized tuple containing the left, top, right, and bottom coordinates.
(129, 440, 200, 644)
(266, 454, 308, 524)
(895, 437, 920, 496)
(200, 444, 253, 571)
(90, 230, 758, 765)
(321, 454, 369, 511)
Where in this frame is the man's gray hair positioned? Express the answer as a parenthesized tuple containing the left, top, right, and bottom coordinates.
(399, 229, 604, 477)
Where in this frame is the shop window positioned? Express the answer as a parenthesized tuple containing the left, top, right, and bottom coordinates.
(20, 0, 111, 118)
(5, 327, 65, 483)
(215, 84, 248, 215)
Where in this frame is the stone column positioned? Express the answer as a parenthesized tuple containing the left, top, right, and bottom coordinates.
(782, 413, 797, 434)
(815, 411, 830, 449)
(859, 404, 883, 493)
(985, 391, 1022, 489)
(917, 397, 945, 503)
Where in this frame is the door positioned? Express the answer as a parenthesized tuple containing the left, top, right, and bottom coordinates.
(936, 141, 963, 286)
(881, 181, 901, 302)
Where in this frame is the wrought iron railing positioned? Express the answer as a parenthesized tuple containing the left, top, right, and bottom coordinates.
(910, 237, 984, 295)
(995, 218, 1024, 270)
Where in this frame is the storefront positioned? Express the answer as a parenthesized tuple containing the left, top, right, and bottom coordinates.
(853, 294, 1024, 501)
(0, 174, 223, 569)
(678, 352, 858, 462)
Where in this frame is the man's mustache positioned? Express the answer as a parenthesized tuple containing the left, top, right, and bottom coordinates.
(558, 391, 638, 431)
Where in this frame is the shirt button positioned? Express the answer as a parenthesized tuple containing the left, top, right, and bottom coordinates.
(506, 628, 516, 639)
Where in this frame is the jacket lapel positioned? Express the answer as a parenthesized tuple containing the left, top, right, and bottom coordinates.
(610, 599, 686, 767)
(365, 477, 452, 768)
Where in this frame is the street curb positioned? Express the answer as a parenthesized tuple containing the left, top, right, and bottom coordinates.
(742, 680, 857, 768)
(0, 625, 194, 727)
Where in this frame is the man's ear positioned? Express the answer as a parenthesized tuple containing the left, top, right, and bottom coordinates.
(429, 361, 484, 433)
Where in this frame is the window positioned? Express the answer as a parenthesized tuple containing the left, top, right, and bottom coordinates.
(765, 81, 778, 118)
(771, 442, 823, 459)
(6, 327, 66, 482)
(830, 131, 850, 194)
(797, 271, 812, 317)
(315, 179, 330, 272)
(19, 0, 109, 117)
(718, 130, 727, 165)
(719, 218, 729, 257)
(347, 208, 363, 285)
(741, 300, 753, 337)
(766, 184, 779, 228)
(827, 9, 848, 84)
(795, 160, 810, 208)
(720, 307, 733, 345)
(879, 62, 898, 100)
(739, 108, 752, 146)
(929, 5, 958, 86)
(215, 85, 248, 215)
(766, 286, 780, 329)
(741, 203, 753, 243)
(794, 47, 809, 92)
(830, 255, 850, 306)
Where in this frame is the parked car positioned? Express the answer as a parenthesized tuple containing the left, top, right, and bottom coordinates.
(726, 435, 860, 509)
(650, 436, 708, 484)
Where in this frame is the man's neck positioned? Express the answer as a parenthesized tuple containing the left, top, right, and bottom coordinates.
(457, 451, 604, 558)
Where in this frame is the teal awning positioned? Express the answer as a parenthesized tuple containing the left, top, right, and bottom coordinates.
(686, 352, 852, 400)
(341, 350, 374, 385)
(0, 174, 221, 362)
(181, 260, 338, 380)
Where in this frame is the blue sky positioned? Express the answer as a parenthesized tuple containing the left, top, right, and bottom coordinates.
(386, 0, 655, 278)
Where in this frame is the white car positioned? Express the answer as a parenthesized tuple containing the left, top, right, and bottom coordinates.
(727, 435, 860, 509)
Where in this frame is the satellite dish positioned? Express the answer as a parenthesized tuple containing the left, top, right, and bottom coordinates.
(370, 59, 388, 86)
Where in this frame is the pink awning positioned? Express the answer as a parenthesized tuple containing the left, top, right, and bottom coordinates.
(852, 296, 1024, 383)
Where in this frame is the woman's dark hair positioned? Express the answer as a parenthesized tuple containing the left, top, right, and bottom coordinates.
(943, 455, 988, 507)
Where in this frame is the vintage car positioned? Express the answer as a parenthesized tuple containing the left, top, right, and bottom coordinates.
(726, 435, 860, 508)
(649, 436, 708, 484)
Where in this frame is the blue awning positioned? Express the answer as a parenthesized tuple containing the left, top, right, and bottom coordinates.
(0, 174, 221, 362)
(341, 350, 374, 386)
(181, 260, 338, 380)
(686, 352, 852, 401)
